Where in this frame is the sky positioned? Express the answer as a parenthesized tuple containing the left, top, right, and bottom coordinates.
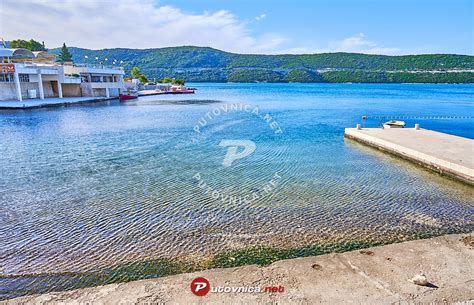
(0, 0, 472, 55)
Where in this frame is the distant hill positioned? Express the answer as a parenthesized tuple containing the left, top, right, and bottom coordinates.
(50, 46, 474, 83)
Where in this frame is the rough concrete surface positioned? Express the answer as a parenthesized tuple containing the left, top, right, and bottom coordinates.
(345, 128, 474, 185)
(3, 233, 473, 304)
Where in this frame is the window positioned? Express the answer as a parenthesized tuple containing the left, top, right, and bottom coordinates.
(0, 73, 14, 82)
(19, 74, 30, 82)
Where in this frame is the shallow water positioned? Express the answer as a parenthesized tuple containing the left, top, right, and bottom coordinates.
(1, 83, 473, 299)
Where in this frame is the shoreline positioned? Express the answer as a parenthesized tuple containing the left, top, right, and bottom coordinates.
(3, 233, 473, 304)
(0, 96, 117, 110)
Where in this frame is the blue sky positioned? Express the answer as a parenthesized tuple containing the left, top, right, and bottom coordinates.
(159, 0, 473, 54)
(1, 0, 473, 54)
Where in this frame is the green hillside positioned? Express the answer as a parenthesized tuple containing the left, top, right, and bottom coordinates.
(50, 46, 474, 83)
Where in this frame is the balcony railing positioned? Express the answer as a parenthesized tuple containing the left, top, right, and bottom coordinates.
(14, 62, 61, 69)
(10, 61, 124, 70)
(71, 63, 124, 70)
(82, 82, 124, 88)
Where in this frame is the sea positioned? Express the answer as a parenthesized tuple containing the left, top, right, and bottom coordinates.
(0, 83, 473, 299)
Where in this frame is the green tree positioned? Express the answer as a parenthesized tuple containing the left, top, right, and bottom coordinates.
(162, 77, 173, 83)
(173, 79, 185, 85)
(131, 67, 141, 79)
(57, 43, 73, 62)
(10, 39, 30, 49)
(139, 74, 149, 83)
(28, 39, 46, 51)
(284, 69, 324, 83)
(11, 39, 46, 51)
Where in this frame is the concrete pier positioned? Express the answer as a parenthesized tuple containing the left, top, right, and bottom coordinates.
(345, 127, 474, 185)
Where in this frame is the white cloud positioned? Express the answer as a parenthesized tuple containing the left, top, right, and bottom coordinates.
(0, 0, 285, 53)
(326, 33, 400, 55)
(0, 1, 405, 55)
(255, 13, 267, 21)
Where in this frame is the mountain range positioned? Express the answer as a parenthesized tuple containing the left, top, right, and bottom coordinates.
(50, 46, 474, 83)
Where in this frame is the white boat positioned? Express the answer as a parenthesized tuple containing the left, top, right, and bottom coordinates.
(383, 120, 406, 128)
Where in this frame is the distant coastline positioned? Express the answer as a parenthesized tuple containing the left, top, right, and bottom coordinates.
(50, 46, 474, 84)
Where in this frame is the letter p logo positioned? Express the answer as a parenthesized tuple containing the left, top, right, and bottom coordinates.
(191, 277, 210, 296)
(219, 140, 256, 167)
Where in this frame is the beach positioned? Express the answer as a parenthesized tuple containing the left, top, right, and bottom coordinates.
(3, 233, 473, 304)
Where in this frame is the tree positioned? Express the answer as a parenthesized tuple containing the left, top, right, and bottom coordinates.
(131, 67, 141, 79)
(29, 39, 46, 51)
(139, 74, 149, 83)
(11, 39, 30, 49)
(10, 39, 46, 51)
(162, 77, 172, 83)
(173, 79, 185, 85)
(57, 43, 73, 62)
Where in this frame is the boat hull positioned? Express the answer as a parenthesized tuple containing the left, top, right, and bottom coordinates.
(164, 90, 195, 94)
(383, 120, 406, 128)
(383, 124, 404, 128)
(119, 93, 138, 101)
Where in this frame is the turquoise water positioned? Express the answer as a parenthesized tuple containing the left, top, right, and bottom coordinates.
(1, 83, 473, 299)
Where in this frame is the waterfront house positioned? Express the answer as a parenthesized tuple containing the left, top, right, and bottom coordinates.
(0, 48, 124, 101)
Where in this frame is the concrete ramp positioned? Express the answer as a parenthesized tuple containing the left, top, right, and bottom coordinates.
(345, 128, 474, 185)
(4, 234, 473, 304)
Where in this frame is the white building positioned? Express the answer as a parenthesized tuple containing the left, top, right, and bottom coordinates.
(0, 48, 125, 101)
(63, 64, 125, 98)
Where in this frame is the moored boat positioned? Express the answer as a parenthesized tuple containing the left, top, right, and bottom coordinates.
(168, 85, 195, 94)
(119, 90, 139, 101)
(154, 83, 196, 94)
(383, 120, 406, 128)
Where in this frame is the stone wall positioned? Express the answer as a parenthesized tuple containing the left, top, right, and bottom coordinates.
(0, 83, 18, 100)
(61, 84, 82, 97)
(41, 82, 55, 98)
(93, 88, 106, 97)
(0, 82, 56, 100)
(80, 83, 93, 97)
